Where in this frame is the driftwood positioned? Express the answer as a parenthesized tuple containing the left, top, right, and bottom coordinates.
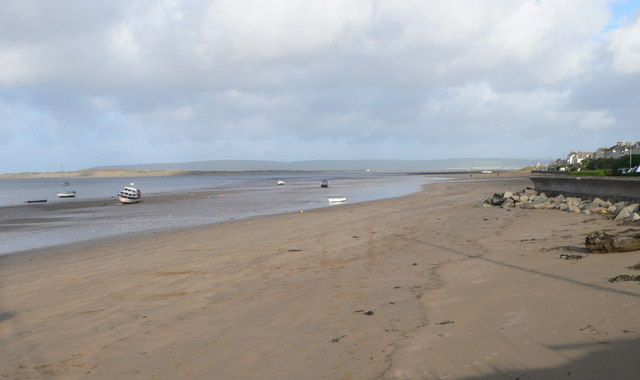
(585, 231, 640, 253)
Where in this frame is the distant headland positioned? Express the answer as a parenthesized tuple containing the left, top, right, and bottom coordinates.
(1, 158, 540, 178)
(0, 169, 191, 179)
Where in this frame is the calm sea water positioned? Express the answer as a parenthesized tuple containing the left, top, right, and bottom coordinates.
(0, 172, 446, 255)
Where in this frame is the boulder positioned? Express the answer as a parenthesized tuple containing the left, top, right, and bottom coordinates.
(523, 188, 538, 197)
(568, 206, 582, 213)
(593, 197, 608, 207)
(585, 231, 640, 253)
(502, 198, 516, 207)
(530, 194, 549, 205)
(519, 195, 529, 203)
(614, 201, 629, 210)
(503, 191, 514, 198)
(633, 213, 640, 221)
(623, 204, 639, 214)
(558, 204, 570, 212)
(554, 194, 566, 204)
(534, 202, 555, 210)
(566, 197, 583, 207)
(583, 201, 601, 211)
(485, 193, 505, 206)
(616, 208, 632, 220)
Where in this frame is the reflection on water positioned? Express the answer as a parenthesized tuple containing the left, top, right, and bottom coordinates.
(0, 172, 447, 255)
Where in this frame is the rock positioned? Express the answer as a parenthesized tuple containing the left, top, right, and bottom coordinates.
(523, 188, 538, 197)
(593, 197, 608, 207)
(534, 202, 555, 210)
(554, 194, 566, 203)
(569, 206, 582, 213)
(485, 193, 505, 206)
(503, 191, 514, 198)
(558, 204, 570, 212)
(607, 205, 618, 215)
(519, 195, 529, 203)
(623, 204, 639, 214)
(585, 231, 640, 253)
(616, 209, 632, 220)
(583, 201, 601, 211)
(615, 204, 639, 220)
(614, 201, 629, 210)
(582, 210, 592, 215)
(566, 197, 583, 207)
(633, 213, 640, 221)
(530, 194, 548, 205)
(502, 199, 516, 208)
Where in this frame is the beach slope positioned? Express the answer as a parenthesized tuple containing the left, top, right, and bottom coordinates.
(1, 178, 639, 379)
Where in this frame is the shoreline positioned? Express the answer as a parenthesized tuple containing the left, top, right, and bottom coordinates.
(0, 173, 442, 256)
(2, 177, 639, 379)
(0, 173, 529, 257)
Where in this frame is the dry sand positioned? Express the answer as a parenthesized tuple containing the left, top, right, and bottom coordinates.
(1, 177, 639, 379)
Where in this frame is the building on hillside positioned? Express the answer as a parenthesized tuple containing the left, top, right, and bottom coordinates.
(566, 151, 594, 164)
(593, 141, 640, 159)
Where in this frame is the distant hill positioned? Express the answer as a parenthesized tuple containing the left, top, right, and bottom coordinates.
(92, 159, 540, 172)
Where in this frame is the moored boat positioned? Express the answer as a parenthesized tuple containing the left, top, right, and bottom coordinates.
(57, 164, 76, 198)
(118, 183, 142, 204)
(320, 180, 329, 188)
(328, 196, 346, 204)
(25, 199, 48, 204)
(57, 190, 77, 198)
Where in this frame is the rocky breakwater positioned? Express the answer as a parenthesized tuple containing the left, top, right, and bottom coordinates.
(483, 187, 640, 223)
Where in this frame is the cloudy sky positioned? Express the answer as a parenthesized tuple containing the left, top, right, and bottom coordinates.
(1, 0, 639, 173)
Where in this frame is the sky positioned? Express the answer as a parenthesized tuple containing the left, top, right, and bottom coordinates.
(1, 0, 640, 173)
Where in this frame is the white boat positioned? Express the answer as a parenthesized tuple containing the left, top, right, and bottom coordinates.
(57, 190, 77, 198)
(118, 183, 142, 204)
(277, 180, 285, 185)
(328, 196, 346, 204)
(57, 164, 76, 198)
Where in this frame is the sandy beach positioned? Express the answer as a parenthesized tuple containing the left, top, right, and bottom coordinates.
(1, 176, 639, 379)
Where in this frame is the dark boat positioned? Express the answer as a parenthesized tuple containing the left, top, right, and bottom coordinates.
(25, 199, 48, 204)
(320, 180, 329, 188)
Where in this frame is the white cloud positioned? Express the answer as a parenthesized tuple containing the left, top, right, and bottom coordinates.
(607, 14, 640, 74)
(0, 0, 639, 172)
(203, 0, 372, 61)
(577, 109, 617, 130)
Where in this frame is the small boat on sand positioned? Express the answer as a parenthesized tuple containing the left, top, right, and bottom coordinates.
(277, 180, 285, 185)
(321, 180, 329, 188)
(328, 196, 346, 204)
(57, 164, 77, 198)
(118, 183, 142, 204)
(25, 199, 48, 204)
(57, 190, 77, 198)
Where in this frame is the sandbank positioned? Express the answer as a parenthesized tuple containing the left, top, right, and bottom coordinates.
(1, 177, 639, 379)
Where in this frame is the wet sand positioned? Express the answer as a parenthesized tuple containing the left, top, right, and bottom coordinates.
(1, 177, 639, 379)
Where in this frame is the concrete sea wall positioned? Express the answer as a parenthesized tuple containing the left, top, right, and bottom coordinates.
(530, 175, 640, 202)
